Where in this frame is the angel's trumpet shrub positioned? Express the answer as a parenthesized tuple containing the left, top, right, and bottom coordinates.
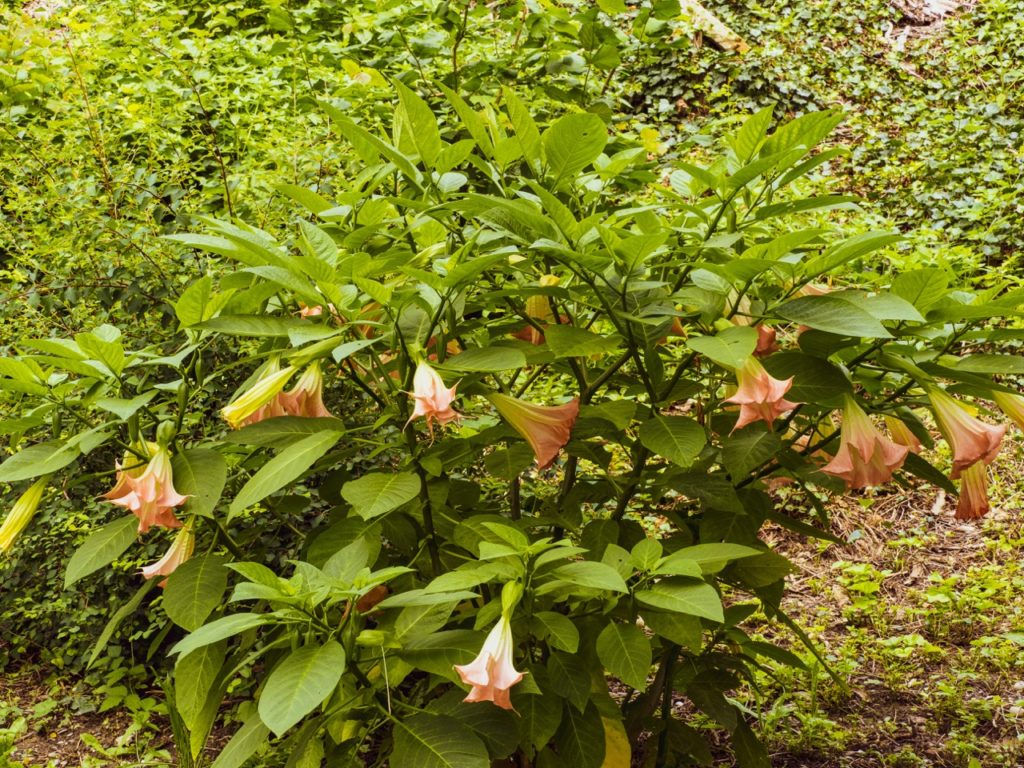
(221, 361, 297, 429)
(993, 390, 1024, 432)
(954, 461, 990, 520)
(884, 415, 922, 454)
(454, 583, 524, 709)
(822, 396, 909, 488)
(487, 392, 579, 470)
(281, 362, 332, 419)
(929, 388, 1005, 478)
(105, 444, 188, 533)
(141, 524, 195, 587)
(724, 356, 800, 432)
(407, 362, 459, 432)
(0, 477, 48, 554)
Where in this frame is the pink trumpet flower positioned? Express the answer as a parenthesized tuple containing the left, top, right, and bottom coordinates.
(822, 397, 910, 489)
(105, 444, 188, 534)
(487, 393, 580, 470)
(454, 614, 524, 710)
(724, 356, 800, 432)
(993, 390, 1024, 432)
(141, 524, 196, 587)
(928, 388, 1006, 478)
(754, 325, 780, 358)
(884, 415, 922, 454)
(407, 362, 460, 433)
(280, 362, 333, 419)
(955, 462, 991, 521)
(221, 360, 297, 429)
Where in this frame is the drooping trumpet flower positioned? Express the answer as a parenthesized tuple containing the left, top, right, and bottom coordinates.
(104, 443, 188, 534)
(928, 388, 1005, 478)
(754, 324, 780, 357)
(884, 415, 922, 454)
(407, 362, 460, 433)
(487, 392, 579, 470)
(141, 524, 196, 587)
(221, 360, 297, 429)
(955, 462, 991, 520)
(454, 583, 524, 710)
(724, 356, 800, 432)
(0, 477, 49, 554)
(280, 362, 332, 419)
(993, 390, 1024, 432)
(821, 396, 909, 489)
(512, 275, 562, 345)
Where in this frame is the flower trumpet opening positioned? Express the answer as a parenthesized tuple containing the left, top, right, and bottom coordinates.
(723, 356, 799, 432)
(406, 362, 460, 434)
(0, 476, 49, 554)
(280, 362, 333, 419)
(454, 614, 524, 710)
(141, 524, 196, 587)
(928, 388, 1005, 478)
(486, 392, 580, 470)
(105, 444, 189, 533)
(822, 396, 909, 489)
(221, 362, 298, 429)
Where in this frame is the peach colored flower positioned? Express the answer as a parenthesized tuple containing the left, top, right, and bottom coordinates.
(454, 614, 523, 710)
(221, 361, 297, 429)
(993, 390, 1024, 432)
(298, 303, 323, 318)
(955, 462, 990, 521)
(822, 397, 909, 489)
(407, 362, 459, 433)
(486, 393, 579, 470)
(884, 415, 922, 454)
(142, 524, 195, 587)
(280, 362, 332, 419)
(105, 444, 188, 534)
(513, 275, 561, 345)
(754, 325, 780, 357)
(928, 388, 1005, 478)
(724, 356, 800, 432)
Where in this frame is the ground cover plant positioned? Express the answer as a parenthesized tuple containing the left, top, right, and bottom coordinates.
(2, 1, 1023, 767)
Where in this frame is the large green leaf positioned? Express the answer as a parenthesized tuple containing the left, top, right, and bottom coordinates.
(230, 431, 342, 516)
(341, 471, 421, 520)
(776, 295, 891, 338)
(596, 623, 650, 690)
(174, 641, 226, 734)
(224, 416, 348, 448)
(164, 554, 231, 631)
(258, 641, 346, 736)
(554, 701, 606, 768)
(544, 325, 619, 358)
(686, 327, 757, 370)
(88, 580, 157, 668)
(546, 561, 628, 593)
(394, 81, 442, 168)
(171, 448, 227, 519)
(171, 613, 273, 659)
(722, 431, 781, 478)
(638, 416, 706, 467)
(391, 713, 489, 768)
(210, 716, 271, 768)
(65, 516, 138, 588)
(0, 440, 79, 482)
(636, 579, 724, 622)
(443, 346, 526, 372)
(542, 113, 607, 188)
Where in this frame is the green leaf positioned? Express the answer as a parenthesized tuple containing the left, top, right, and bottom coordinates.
(955, 354, 1024, 374)
(503, 88, 543, 172)
(762, 352, 851, 404)
(341, 471, 421, 520)
(443, 346, 526, 372)
(64, 516, 138, 589)
(197, 315, 306, 337)
(172, 448, 227, 519)
(776, 295, 891, 338)
(636, 579, 724, 622)
(532, 612, 580, 653)
(891, 269, 949, 310)
(259, 641, 346, 736)
(542, 113, 607, 188)
(164, 554, 231, 631)
(88, 580, 157, 668)
(514, 688, 563, 751)
(659, 543, 763, 574)
(174, 641, 225, 735)
(547, 561, 628, 593)
(638, 416, 706, 467)
(210, 715, 271, 768)
(230, 431, 342, 516)
(224, 416, 348, 448)
(554, 701, 605, 768)
(596, 623, 650, 690)
(686, 327, 757, 369)
(94, 392, 157, 421)
(548, 652, 591, 713)
(544, 325, 619, 358)
(171, 613, 273, 659)
(730, 552, 793, 587)
(394, 81, 442, 168)
(391, 713, 489, 768)
(0, 440, 79, 482)
(802, 231, 902, 277)
(722, 431, 781, 478)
